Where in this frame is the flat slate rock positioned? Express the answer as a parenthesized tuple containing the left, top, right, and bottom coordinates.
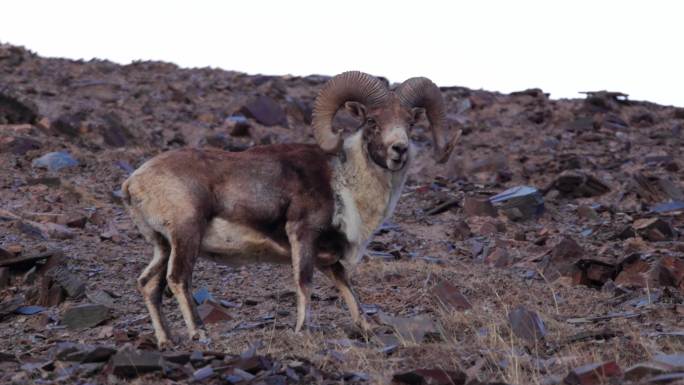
(508, 305, 546, 342)
(111, 349, 163, 378)
(31, 151, 79, 171)
(0, 249, 61, 269)
(240, 95, 286, 127)
(62, 304, 110, 330)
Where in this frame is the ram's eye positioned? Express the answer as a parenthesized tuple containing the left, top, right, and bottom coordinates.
(366, 118, 376, 126)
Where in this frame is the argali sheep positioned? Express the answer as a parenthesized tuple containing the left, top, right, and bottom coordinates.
(121, 71, 461, 348)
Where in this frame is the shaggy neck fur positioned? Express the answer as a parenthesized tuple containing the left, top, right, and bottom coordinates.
(331, 131, 413, 266)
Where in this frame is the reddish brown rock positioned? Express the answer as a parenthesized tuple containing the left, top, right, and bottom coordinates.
(110, 349, 163, 378)
(508, 305, 546, 342)
(451, 220, 472, 241)
(239, 95, 287, 127)
(478, 219, 506, 236)
(549, 171, 610, 198)
(0, 267, 9, 289)
(463, 195, 497, 218)
(197, 302, 232, 324)
(633, 218, 675, 241)
(564, 361, 622, 385)
(656, 256, 684, 291)
(485, 248, 512, 268)
(391, 368, 467, 385)
(552, 237, 584, 260)
(615, 254, 652, 288)
(432, 281, 472, 311)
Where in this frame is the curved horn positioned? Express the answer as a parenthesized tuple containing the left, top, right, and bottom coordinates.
(312, 71, 389, 153)
(396, 77, 460, 163)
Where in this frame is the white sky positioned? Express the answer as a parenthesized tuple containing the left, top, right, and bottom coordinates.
(2, 0, 683, 107)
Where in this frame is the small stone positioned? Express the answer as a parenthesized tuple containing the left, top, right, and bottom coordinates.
(52, 112, 85, 137)
(615, 254, 651, 288)
(0, 136, 41, 155)
(478, 219, 506, 236)
(581, 260, 616, 286)
(231, 368, 256, 382)
(451, 220, 472, 241)
(0, 352, 18, 363)
(647, 373, 684, 383)
(0, 247, 13, 260)
(652, 201, 684, 214)
(485, 248, 512, 268)
(0, 248, 58, 269)
(220, 300, 240, 308)
(56, 343, 116, 363)
(652, 353, 684, 371)
(656, 256, 684, 290)
(43, 282, 66, 307)
(0, 295, 23, 320)
(577, 205, 599, 221)
(0, 267, 9, 289)
(22, 266, 37, 285)
(552, 237, 584, 261)
(52, 267, 85, 298)
(62, 304, 110, 330)
(111, 349, 163, 378)
(508, 305, 546, 342)
(189, 351, 205, 366)
(31, 151, 79, 171)
(551, 171, 610, 198)
(86, 290, 116, 309)
(392, 368, 467, 385)
(0, 90, 38, 124)
(463, 195, 497, 218)
(197, 302, 232, 324)
(14, 305, 45, 315)
(193, 365, 215, 381)
(490, 185, 544, 221)
(563, 361, 622, 385)
(99, 112, 133, 147)
(378, 312, 438, 343)
(19, 220, 75, 240)
(240, 95, 287, 127)
(193, 286, 213, 305)
(162, 351, 191, 365)
(64, 215, 88, 229)
(633, 218, 674, 241)
(432, 281, 472, 311)
(623, 362, 668, 381)
(244, 298, 259, 306)
(225, 115, 251, 137)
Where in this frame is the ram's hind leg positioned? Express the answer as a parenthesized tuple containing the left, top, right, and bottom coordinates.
(166, 221, 208, 342)
(286, 222, 315, 333)
(137, 233, 172, 349)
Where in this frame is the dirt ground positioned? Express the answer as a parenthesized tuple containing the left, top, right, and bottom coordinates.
(1, 43, 683, 385)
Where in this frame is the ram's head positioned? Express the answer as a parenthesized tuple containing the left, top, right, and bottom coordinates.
(312, 71, 460, 171)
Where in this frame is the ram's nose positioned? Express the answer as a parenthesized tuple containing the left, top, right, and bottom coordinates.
(390, 143, 408, 158)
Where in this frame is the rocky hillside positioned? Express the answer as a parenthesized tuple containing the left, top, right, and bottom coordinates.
(1, 43, 683, 385)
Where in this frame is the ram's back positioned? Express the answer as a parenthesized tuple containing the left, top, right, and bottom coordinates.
(122, 144, 337, 246)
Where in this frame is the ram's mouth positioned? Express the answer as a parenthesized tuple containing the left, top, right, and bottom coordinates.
(387, 158, 406, 171)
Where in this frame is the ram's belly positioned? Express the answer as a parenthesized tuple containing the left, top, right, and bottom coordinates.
(200, 218, 291, 266)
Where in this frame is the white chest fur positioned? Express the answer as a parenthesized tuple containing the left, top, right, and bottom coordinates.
(331, 132, 412, 266)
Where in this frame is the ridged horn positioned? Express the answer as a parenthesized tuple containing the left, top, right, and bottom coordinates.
(312, 71, 389, 153)
(396, 77, 460, 163)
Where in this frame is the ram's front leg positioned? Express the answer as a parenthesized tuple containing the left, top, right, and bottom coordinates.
(286, 222, 315, 333)
(319, 261, 371, 332)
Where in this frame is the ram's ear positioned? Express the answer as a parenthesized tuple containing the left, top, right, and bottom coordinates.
(344, 101, 367, 120)
(411, 107, 425, 122)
